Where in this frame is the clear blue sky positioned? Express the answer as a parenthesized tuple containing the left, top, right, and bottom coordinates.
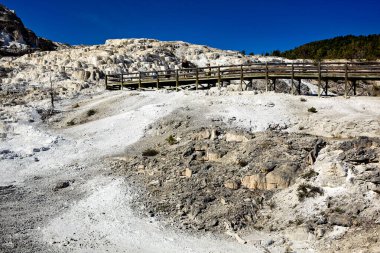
(2, 0, 380, 53)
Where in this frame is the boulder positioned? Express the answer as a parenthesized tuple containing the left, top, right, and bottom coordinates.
(328, 214, 352, 227)
(207, 150, 222, 161)
(224, 180, 240, 190)
(184, 168, 192, 178)
(196, 129, 211, 140)
(242, 171, 291, 190)
(226, 132, 249, 142)
(265, 171, 291, 190)
(241, 174, 266, 190)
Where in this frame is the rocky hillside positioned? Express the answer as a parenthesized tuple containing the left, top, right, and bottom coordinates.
(0, 4, 59, 56)
(0, 38, 289, 99)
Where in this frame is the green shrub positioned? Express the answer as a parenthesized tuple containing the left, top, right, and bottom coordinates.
(297, 183, 324, 201)
(333, 207, 345, 214)
(87, 109, 97, 117)
(67, 120, 76, 126)
(300, 98, 307, 102)
(238, 160, 248, 167)
(166, 135, 177, 145)
(301, 170, 319, 180)
(142, 148, 159, 157)
(308, 107, 317, 113)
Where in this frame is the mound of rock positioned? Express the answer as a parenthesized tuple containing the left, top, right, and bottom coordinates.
(113, 118, 324, 232)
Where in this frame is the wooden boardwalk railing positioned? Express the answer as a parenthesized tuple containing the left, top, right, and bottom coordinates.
(105, 62, 380, 97)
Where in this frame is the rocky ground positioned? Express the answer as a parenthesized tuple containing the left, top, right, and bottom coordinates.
(1, 86, 379, 252)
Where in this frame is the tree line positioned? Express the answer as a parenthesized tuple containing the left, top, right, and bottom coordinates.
(242, 34, 380, 60)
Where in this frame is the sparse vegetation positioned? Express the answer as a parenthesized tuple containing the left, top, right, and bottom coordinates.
(67, 119, 76, 126)
(333, 207, 345, 214)
(268, 201, 276, 210)
(87, 109, 97, 117)
(142, 148, 159, 157)
(308, 107, 318, 113)
(297, 183, 324, 201)
(166, 135, 177, 145)
(301, 169, 319, 180)
(72, 103, 80, 108)
(298, 126, 304, 130)
(238, 160, 248, 167)
(295, 219, 304, 226)
(300, 98, 307, 102)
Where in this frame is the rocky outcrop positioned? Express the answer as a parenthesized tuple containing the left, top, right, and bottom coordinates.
(241, 170, 292, 190)
(0, 4, 59, 56)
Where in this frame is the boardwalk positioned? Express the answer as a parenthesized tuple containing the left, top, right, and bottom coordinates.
(105, 62, 380, 97)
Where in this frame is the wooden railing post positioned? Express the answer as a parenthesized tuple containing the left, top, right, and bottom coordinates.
(138, 72, 142, 91)
(344, 63, 348, 98)
(196, 68, 199, 90)
(218, 67, 221, 89)
(240, 65, 244, 91)
(265, 62, 269, 92)
(318, 62, 321, 97)
(121, 73, 123, 90)
(156, 72, 159, 90)
(325, 79, 328, 96)
(298, 79, 302, 95)
(291, 63, 294, 95)
(105, 75, 108, 89)
(176, 69, 179, 92)
(353, 80, 356, 96)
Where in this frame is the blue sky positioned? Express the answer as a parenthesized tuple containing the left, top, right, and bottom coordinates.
(2, 0, 380, 53)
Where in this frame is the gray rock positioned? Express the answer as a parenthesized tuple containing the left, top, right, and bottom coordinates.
(328, 214, 352, 227)
(53, 181, 71, 191)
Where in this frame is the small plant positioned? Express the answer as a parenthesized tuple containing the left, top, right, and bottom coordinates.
(268, 201, 276, 210)
(87, 109, 97, 117)
(72, 103, 80, 108)
(298, 126, 304, 130)
(238, 160, 248, 167)
(301, 169, 319, 180)
(300, 98, 307, 102)
(297, 183, 324, 201)
(142, 148, 159, 157)
(67, 119, 76, 126)
(333, 207, 345, 214)
(308, 107, 317, 113)
(166, 135, 177, 145)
